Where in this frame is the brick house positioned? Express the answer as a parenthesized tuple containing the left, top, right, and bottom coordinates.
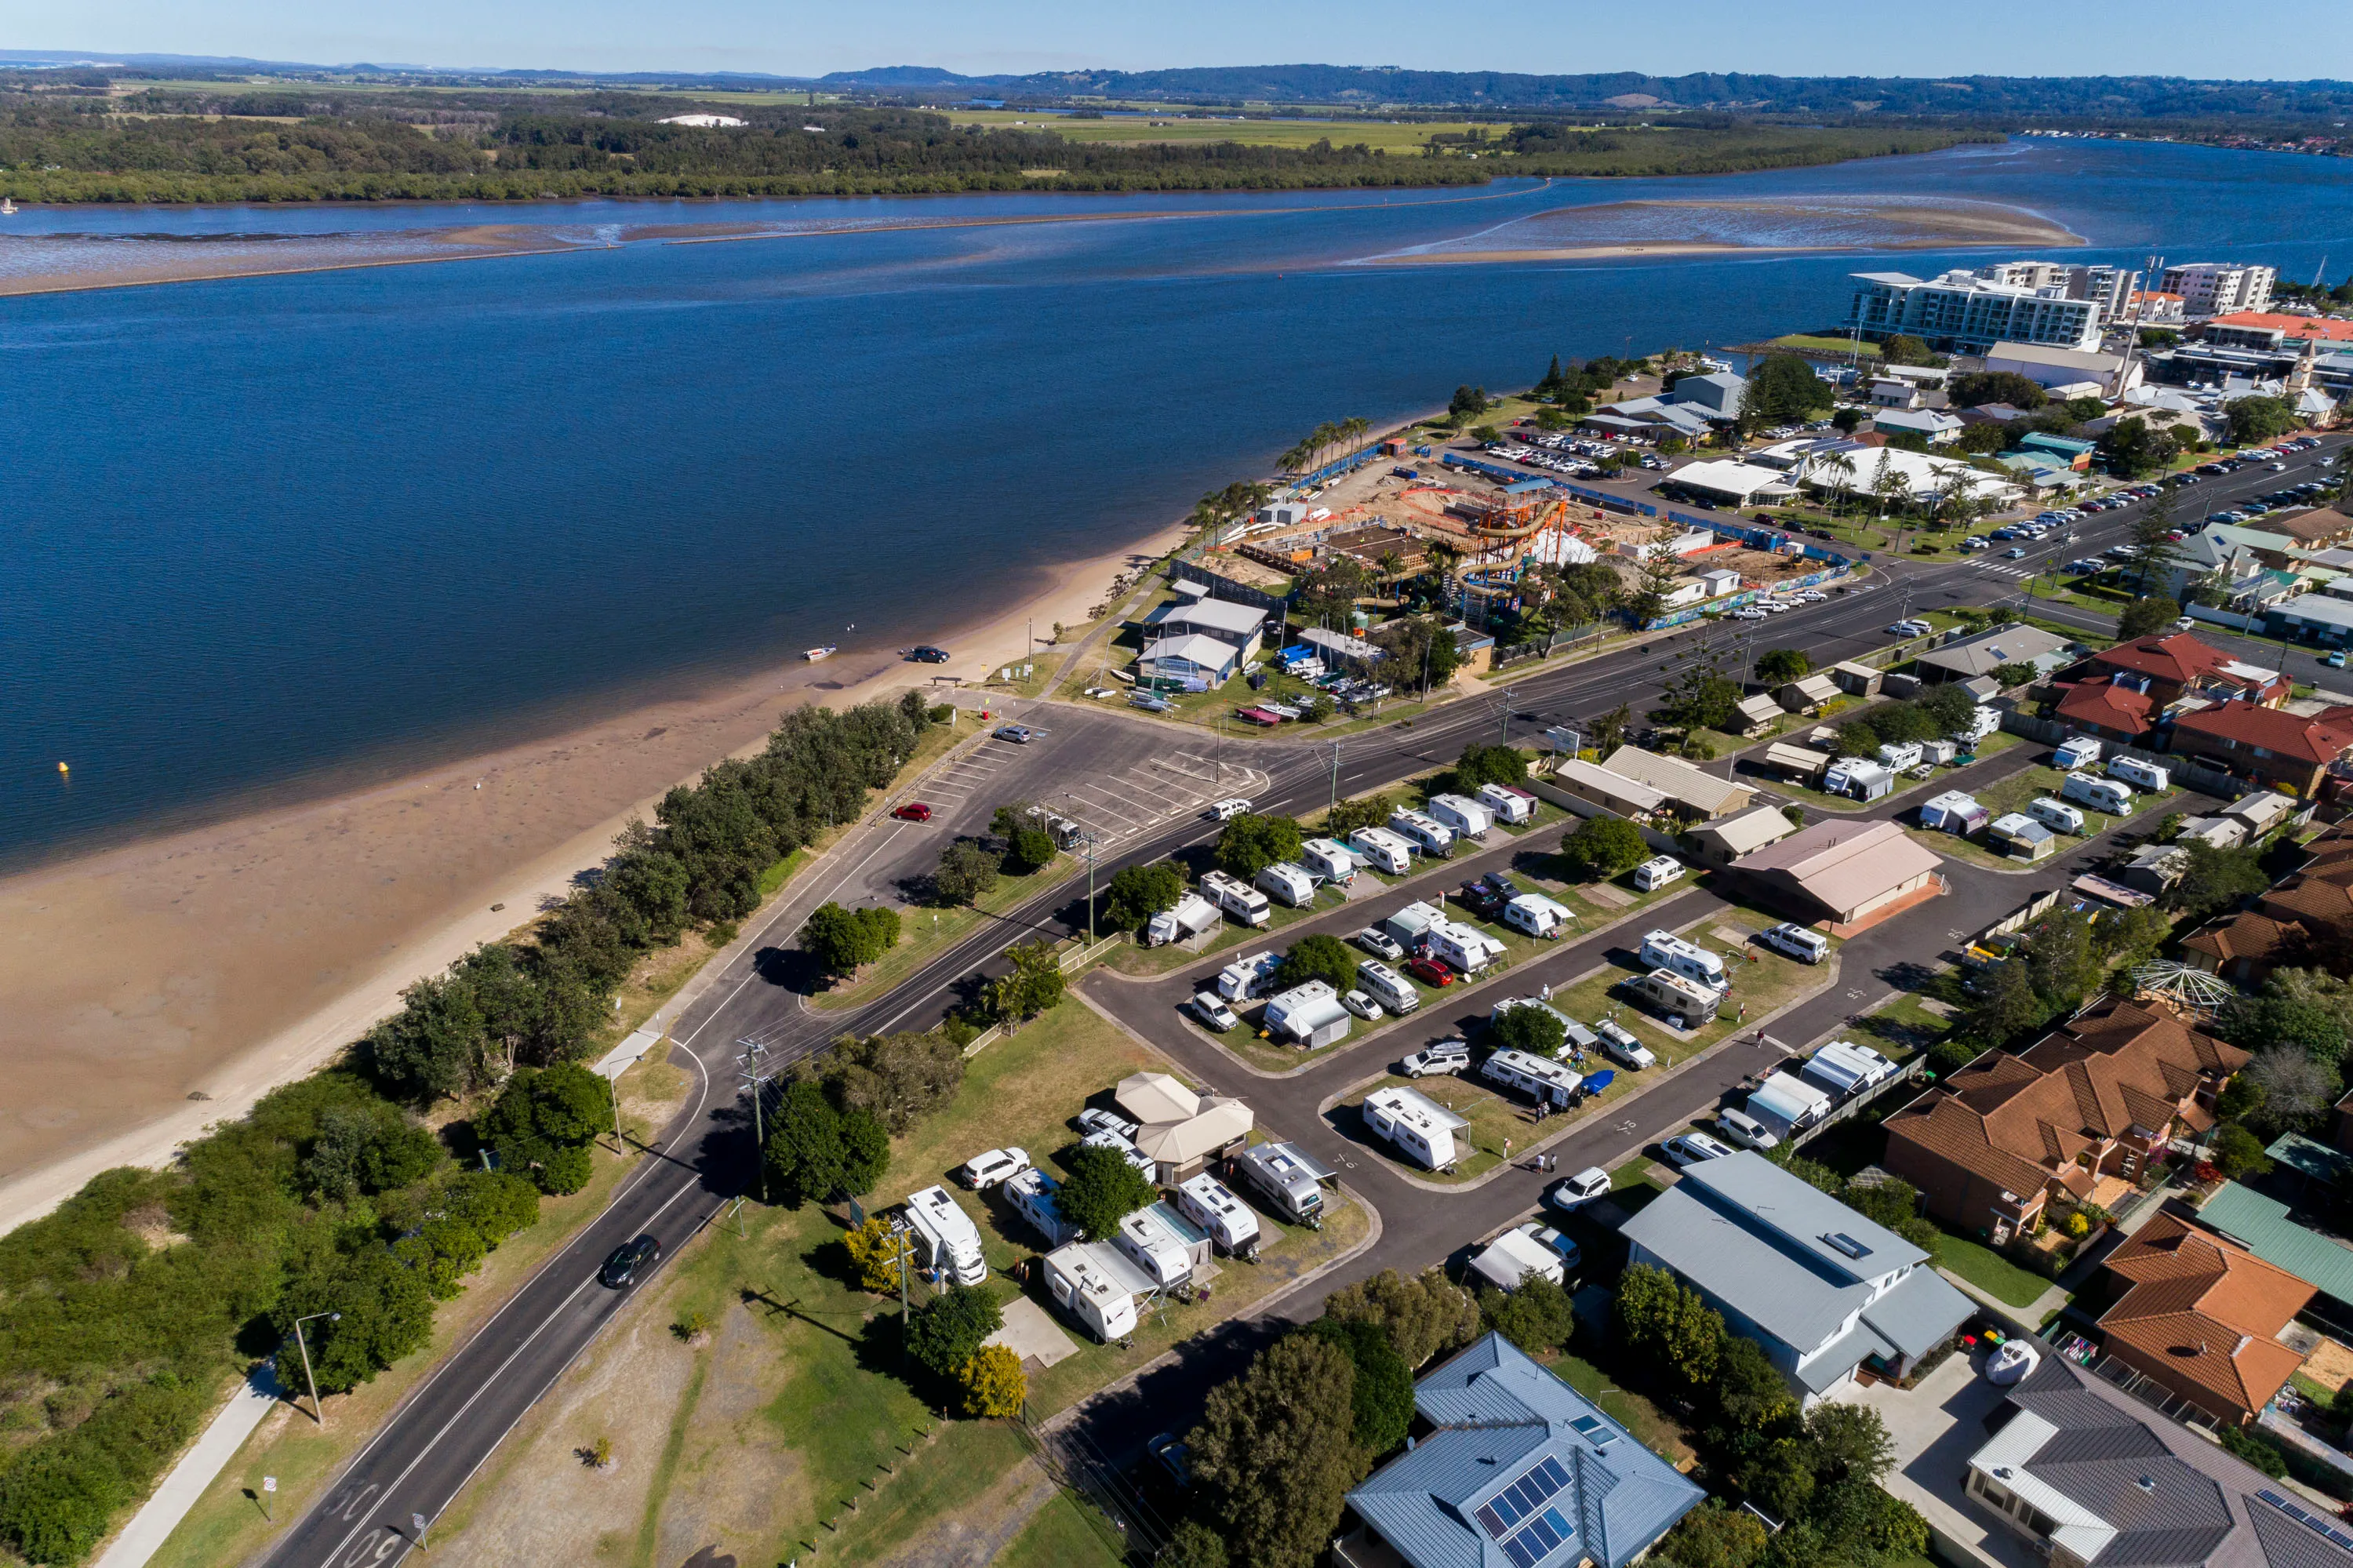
(2057, 633, 2291, 709)
(2053, 680, 2156, 745)
(2186, 815, 2353, 980)
(2166, 699, 2353, 799)
(2086, 1211, 2314, 1428)
(1881, 999, 2246, 1244)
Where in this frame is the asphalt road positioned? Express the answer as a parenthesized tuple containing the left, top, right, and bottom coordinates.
(259, 434, 2339, 1567)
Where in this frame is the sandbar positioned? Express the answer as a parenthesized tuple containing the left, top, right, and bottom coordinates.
(1370, 195, 2084, 265)
(0, 520, 1184, 1231)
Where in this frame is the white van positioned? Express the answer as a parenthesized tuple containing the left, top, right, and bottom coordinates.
(1632, 856, 1687, 893)
(2061, 771, 2134, 815)
(2054, 736, 2103, 771)
(1346, 826, 1414, 875)
(1355, 959, 1421, 1015)
(1176, 1173, 1261, 1257)
(1638, 930, 1731, 995)
(2027, 797, 2085, 835)
(1298, 837, 1358, 886)
(1427, 792, 1496, 839)
(2108, 755, 2171, 792)
(1255, 861, 1317, 908)
(1387, 808, 1457, 858)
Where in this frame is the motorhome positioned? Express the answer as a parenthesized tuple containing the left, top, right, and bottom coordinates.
(1260, 980, 1353, 1049)
(1024, 806, 1086, 853)
(1744, 1072, 1835, 1139)
(1960, 704, 2001, 743)
(1298, 837, 1358, 886)
(1387, 807, 1457, 858)
(1802, 1039, 1897, 1099)
(1255, 861, 1318, 908)
(1426, 792, 1497, 839)
(1176, 1173, 1262, 1257)
(2027, 797, 2085, 835)
(1113, 1201, 1214, 1289)
(1362, 1084, 1469, 1169)
(1476, 782, 1538, 824)
(1504, 893, 1572, 940)
(1632, 855, 1687, 893)
(2061, 771, 2135, 815)
(1627, 969, 1722, 1026)
(1233, 1141, 1335, 1224)
(1346, 826, 1414, 875)
(1480, 1047, 1585, 1109)
(1144, 893, 1219, 948)
(2054, 736, 2103, 771)
(1355, 959, 1420, 1015)
(1425, 918, 1505, 977)
(1638, 930, 1732, 995)
(2109, 755, 2171, 792)
(1199, 870, 1271, 928)
(1214, 950, 1283, 1002)
(904, 1185, 988, 1287)
(1003, 1167, 1077, 1249)
(1041, 1240, 1156, 1341)
(1876, 741, 1925, 773)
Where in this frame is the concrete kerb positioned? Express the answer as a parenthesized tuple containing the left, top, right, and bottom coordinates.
(1316, 951, 1844, 1196)
(1035, 1181, 1384, 1439)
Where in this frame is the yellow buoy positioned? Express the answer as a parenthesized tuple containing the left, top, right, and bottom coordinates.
(56, 762, 68, 774)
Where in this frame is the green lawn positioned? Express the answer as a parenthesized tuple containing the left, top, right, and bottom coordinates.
(1539, 1349, 1697, 1467)
(1763, 333, 1882, 358)
(995, 1491, 1126, 1568)
(1787, 729, 2021, 816)
(1932, 1228, 2051, 1308)
(1910, 759, 2178, 871)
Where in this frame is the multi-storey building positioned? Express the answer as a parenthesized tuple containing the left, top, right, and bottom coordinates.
(1847, 268, 2104, 352)
(2161, 260, 2277, 318)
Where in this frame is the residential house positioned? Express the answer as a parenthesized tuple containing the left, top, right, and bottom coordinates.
(2017, 431, 2097, 471)
(1688, 803, 1798, 868)
(2192, 1181, 2353, 1339)
(1599, 746, 1755, 820)
(1143, 594, 1267, 655)
(1729, 817, 1944, 929)
(1880, 997, 2246, 1242)
(2183, 911, 2313, 986)
(1137, 632, 1243, 686)
(1541, 757, 1667, 820)
(2053, 680, 2157, 746)
(2086, 1211, 2314, 1428)
(2166, 699, 2353, 798)
(1777, 672, 1842, 713)
(1962, 1355, 2353, 1568)
(2268, 508, 2353, 550)
(2061, 632, 2291, 710)
(1870, 407, 1966, 445)
(2185, 814, 2351, 981)
(1913, 624, 2078, 685)
(2161, 526, 2301, 613)
(1619, 1150, 1974, 1402)
(1338, 1333, 1705, 1568)
(1980, 340, 2144, 396)
(2261, 590, 2353, 646)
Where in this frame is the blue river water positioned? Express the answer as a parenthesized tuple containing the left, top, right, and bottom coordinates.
(2, 136, 2348, 866)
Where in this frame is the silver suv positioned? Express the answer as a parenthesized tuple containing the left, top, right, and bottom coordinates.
(1401, 1039, 1471, 1079)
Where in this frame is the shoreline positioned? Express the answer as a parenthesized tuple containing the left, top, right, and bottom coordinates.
(0, 517, 1188, 1232)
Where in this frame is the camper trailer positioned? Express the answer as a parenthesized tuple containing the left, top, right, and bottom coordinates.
(1176, 1173, 1262, 1257)
(1362, 1084, 1467, 1169)
(1261, 980, 1353, 1050)
(2108, 756, 2171, 793)
(1477, 782, 1538, 824)
(1387, 808, 1457, 858)
(1346, 826, 1415, 875)
(1255, 861, 1317, 908)
(1627, 969, 1722, 1026)
(904, 1185, 989, 1287)
(1918, 791, 1990, 836)
(1825, 759, 1896, 802)
(1427, 792, 1497, 839)
(1745, 1072, 1835, 1139)
(1504, 893, 1572, 940)
(1801, 1039, 1897, 1099)
(1113, 1202, 1213, 1290)
(1144, 893, 1220, 948)
(1233, 1141, 1335, 1224)
(1425, 919, 1505, 977)
(1214, 951, 1283, 1002)
(2061, 771, 2134, 815)
(1003, 1167, 1077, 1249)
(1298, 837, 1358, 886)
(2054, 736, 2103, 771)
(1480, 1047, 1585, 1109)
(2027, 797, 2085, 835)
(1199, 870, 1271, 928)
(1355, 959, 1420, 1015)
(1919, 738, 1959, 766)
(1041, 1241, 1155, 1341)
(1638, 930, 1732, 995)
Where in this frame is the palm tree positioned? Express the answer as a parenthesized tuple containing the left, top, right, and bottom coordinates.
(1375, 548, 1406, 592)
(1812, 449, 1857, 518)
(1424, 540, 1464, 610)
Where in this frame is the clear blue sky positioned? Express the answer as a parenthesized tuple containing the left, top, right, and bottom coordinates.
(14, 0, 2352, 81)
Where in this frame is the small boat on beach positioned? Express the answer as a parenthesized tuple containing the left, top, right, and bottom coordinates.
(804, 645, 837, 662)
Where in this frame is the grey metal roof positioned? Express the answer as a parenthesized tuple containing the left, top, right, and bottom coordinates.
(1348, 1333, 1703, 1568)
(1661, 1151, 1929, 1279)
(1860, 1266, 1975, 1359)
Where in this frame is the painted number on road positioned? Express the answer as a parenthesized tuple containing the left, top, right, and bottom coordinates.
(324, 1483, 380, 1523)
(336, 1528, 403, 1566)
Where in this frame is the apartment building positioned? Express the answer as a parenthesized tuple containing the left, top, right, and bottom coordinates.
(1847, 268, 2104, 352)
(2161, 261, 2277, 318)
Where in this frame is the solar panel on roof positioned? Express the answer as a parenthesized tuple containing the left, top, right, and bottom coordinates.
(1500, 1504, 1577, 1568)
(2258, 1488, 2353, 1553)
(1824, 1231, 1873, 1259)
(1474, 1455, 1572, 1540)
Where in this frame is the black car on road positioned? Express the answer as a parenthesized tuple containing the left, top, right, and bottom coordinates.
(907, 646, 951, 664)
(598, 1233, 662, 1288)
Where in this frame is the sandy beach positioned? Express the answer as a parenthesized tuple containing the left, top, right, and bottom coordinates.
(1371, 195, 2083, 265)
(0, 520, 1186, 1230)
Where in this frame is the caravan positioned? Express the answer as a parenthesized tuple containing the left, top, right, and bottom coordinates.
(1114, 1202, 1214, 1289)
(1261, 980, 1353, 1049)
(1745, 1072, 1835, 1139)
(1362, 1085, 1468, 1169)
(1504, 893, 1572, 940)
(1176, 1173, 1262, 1257)
(1199, 870, 1271, 927)
(1802, 1039, 1897, 1099)
(1346, 826, 1415, 875)
(2027, 797, 2085, 835)
(1003, 1167, 1077, 1249)
(1427, 792, 1497, 839)
(1476, 782, 1538, 824)
(1215, 951, 1283, 1002)
(2108, 756, 2171, 792)
(2061, 771, 2134, 815)
(903, 1186, 988, 1287)
(1233, 1141, 1335, 1224)
(1355, 959, 1421, 1016)
(1638, 930, 1732, 995)
(1298, 837, 1358, 886)
(1627, 970, 1722, 1026)
(1425, 918, 1504, 977)
(1255, 861, 1318, 908)
(2053, 736, 2103, 771)
(1042, 1241, 1155, 1341)
(1387, 807, 1457, 858)
(1144, 893, 1220, 948)
(1479, 1047, 1585, 1109)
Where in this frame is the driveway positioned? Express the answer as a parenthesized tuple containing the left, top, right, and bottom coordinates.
(1840, 1350, 2040, 1568)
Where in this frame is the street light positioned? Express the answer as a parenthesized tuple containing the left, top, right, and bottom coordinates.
(293, 1311, 340, 1427)
(1061, 794, 1099, 944)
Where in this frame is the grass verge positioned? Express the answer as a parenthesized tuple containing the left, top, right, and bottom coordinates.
(1932, 1228, 2051, 1308)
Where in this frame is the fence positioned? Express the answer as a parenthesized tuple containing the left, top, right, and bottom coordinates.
(1014, 1418, 1176, 1558)
(1996, 710, 2252, 801)
(1786, 1057, 1929, 1151)
(1162, 560, 1292, 615)
(1520, 769, 1688, 857)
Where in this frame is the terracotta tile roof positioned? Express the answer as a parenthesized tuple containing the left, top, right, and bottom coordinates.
(2183, 911, 2311, 966)
(2076, 634, 2238, 690)
(2098, 1212, 2315, 1419)
(2172, 698, 2353, 766)
(1883, 1092, 2055, 1202)
(2263, 874, 2353, 929)
(2209, 311, 2353, 342)
(2268, 507, 2353, 545)
(2054, 680, 2156, 735)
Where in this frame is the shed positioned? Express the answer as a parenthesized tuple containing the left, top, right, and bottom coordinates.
(1734, 693, 1786, 735)
(1777, 673, 1842, 713)
(1547, 757, 1667, 818)
(1602, 746, 1755, 820)
(1829, 661, 1884, 698)
(1690, 804, 1799, 867)
(1985, 813, 2057, 861)
(1764, 742, 1832, 782)
(1732, 817, 1944, 927)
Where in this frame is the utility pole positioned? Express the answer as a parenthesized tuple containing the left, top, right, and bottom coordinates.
(292, 1311, 339, 1428)
(1497, 687, 1516, 746)
(1064, 794, 1098, 944)
(736, 1041, 776, 1204)
(1328, 741, 1341, 826)
(895, 1216, 912, 1368)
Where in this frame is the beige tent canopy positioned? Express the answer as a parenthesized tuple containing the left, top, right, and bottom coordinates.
(1115, 1071, 1201, 1126)
(1132, 1098, 1254, 1167)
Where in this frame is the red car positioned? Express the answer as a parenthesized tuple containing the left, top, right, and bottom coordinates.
(1402, 956, 1457, 988)
(892, 802, 933, 823)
